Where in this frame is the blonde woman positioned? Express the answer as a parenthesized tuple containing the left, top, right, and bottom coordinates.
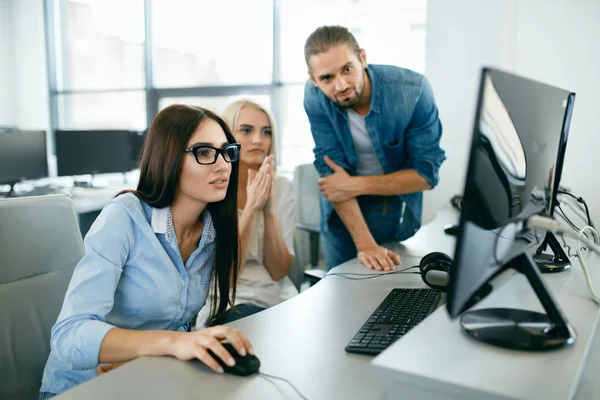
(196, 100, 298, 327)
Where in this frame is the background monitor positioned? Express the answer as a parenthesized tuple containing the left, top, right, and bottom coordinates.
(0, 130, 48, 188)
(446, 67, 576, 351)
(128, 130, 147, 169)
(55, 130, 142, 177)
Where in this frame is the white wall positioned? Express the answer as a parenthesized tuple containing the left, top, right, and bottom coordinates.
(424, 0, 600, 225)
(513, 0, 600, 227)
(0, 0, 16, 126)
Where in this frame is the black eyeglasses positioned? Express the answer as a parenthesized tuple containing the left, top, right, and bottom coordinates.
(184, 143, 241, 165)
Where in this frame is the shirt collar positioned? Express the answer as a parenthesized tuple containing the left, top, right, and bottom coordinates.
(151, 206, 215, 245)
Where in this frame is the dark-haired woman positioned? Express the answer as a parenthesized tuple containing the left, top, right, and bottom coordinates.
(39, 105, 253, 399)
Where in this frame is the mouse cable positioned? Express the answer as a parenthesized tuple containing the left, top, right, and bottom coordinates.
(258, 372, 309, 400)
(326, 265, 420, 280)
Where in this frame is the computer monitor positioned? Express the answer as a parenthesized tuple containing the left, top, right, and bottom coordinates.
(533, 92, 576, 272)
(55, 130, 141, 178)
(446, 68, 576, 351)
(0, 130, 48, 194)
(128, 130, 147, 169)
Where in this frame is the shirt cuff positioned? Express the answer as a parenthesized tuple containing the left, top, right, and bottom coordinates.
(71, 320, 115, 370)
(413, 159, 440, 188)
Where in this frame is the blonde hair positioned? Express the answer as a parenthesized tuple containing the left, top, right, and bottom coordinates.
(222, 99, 277, 160)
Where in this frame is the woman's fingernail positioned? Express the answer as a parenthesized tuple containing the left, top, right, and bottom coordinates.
(240, 348, 247, 356)
(249, 347, 255, 355)
(228, 358, 235, 366)
(218, 367, 224, 374)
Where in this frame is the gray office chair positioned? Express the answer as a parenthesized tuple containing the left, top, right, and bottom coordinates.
(293, 164, 326, 286)
(0, 195, 84, 399)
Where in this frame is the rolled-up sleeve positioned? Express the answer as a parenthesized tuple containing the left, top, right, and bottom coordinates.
(303, 81, 352, 178)
(50, 202, 133, 370)
(405, 76, 446, 188)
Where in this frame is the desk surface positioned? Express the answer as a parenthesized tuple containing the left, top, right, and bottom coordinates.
(54, 206, 600, 400)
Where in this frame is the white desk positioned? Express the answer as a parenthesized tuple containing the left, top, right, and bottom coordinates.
(53, 206, 600, 400)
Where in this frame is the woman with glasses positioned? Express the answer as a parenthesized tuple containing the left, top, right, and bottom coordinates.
(195, 100, 298, 328)
(39, 105, 253, 399)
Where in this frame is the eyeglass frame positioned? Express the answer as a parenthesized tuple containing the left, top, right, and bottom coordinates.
(184, 143, 241, 165)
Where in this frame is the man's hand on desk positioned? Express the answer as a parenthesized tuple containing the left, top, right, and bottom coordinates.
(357, 245, 401, 271)
(318, 156, 360, 203)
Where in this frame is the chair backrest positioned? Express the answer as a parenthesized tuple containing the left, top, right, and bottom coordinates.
(0, 195, 84, 399)
(293, 163, 321, 228)
(292, 164, 322, 276)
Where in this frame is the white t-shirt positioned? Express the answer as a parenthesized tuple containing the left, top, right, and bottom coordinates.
(195, 175, 298, 328)
(347, 108, 385, 176)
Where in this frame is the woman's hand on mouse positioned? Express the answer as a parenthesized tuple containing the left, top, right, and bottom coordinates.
(170, 326, 254, 374)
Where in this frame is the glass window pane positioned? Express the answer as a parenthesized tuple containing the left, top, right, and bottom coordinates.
(57, 91, 147, 130)
(279, 0, 428, 83)
(58, 0, 146, 90)
(276, 85, 314, 174)
(152, 0, 273, 88)
(158, 95, 272, 116)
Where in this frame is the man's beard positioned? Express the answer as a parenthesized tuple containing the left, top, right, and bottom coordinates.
(334, 88, 360, 109)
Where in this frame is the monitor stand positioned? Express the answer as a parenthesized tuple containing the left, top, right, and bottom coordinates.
(460, 252, 575, 351)
(533, 232, 571, 273)
(2, 181, 18, 197)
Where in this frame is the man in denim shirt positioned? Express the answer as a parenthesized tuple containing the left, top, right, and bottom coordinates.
(303, 26, 446, 271)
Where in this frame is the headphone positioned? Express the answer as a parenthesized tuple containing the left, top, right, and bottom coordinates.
(418, 252, 453, 292)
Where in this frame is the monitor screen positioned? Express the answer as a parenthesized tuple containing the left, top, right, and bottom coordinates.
(55, 130, 140, 176)
(447, 68, 575, 318)
(0, 130, 48, 185)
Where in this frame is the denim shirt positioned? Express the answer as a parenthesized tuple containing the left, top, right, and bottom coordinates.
(40, 193, 216, 395)
(303, 64, 446, 239)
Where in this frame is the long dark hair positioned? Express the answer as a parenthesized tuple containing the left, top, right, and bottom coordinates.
(121, 104, 238, 322)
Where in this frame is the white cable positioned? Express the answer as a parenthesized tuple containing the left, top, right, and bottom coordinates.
(576, 226, 600, 305)
(527, 215, 600, 305)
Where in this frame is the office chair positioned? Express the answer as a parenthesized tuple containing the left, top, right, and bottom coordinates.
(0, 195, 84, 399)
(293, 163, 326, 286)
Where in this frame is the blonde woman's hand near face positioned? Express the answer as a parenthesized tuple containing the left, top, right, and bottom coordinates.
(170, 326, 254, 374)
(264, 154, 277, 213)
(246, 155, 273, 213)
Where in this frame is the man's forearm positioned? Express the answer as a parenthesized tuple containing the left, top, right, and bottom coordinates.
(353, 169, 431, 197)
(331, 198, 376, 250)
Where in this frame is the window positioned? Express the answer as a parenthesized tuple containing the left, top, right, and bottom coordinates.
(276, 85, 313, 174)
(57, 0, 145, 91)
(46, 0, 428, 174)
(152, 0, 273, 88)
(158, 95, 272, 115)
(279, 0, 428, 83)
(57, 91, 146, 130)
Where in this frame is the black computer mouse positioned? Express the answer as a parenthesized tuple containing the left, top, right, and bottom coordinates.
(208, 342, 260, 376)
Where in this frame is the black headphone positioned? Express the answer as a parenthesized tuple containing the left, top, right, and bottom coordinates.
(418, 252, 453, 292)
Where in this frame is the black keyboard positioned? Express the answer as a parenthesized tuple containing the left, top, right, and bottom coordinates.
(345, 288, 441, 355)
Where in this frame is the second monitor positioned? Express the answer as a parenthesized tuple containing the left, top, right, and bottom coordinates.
(56, 130, 146, 178)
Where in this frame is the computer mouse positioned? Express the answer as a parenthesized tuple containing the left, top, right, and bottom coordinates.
(207, 342, 260, 376)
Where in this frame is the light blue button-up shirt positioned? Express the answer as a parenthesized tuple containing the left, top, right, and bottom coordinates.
(40, 193, 216, 395)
